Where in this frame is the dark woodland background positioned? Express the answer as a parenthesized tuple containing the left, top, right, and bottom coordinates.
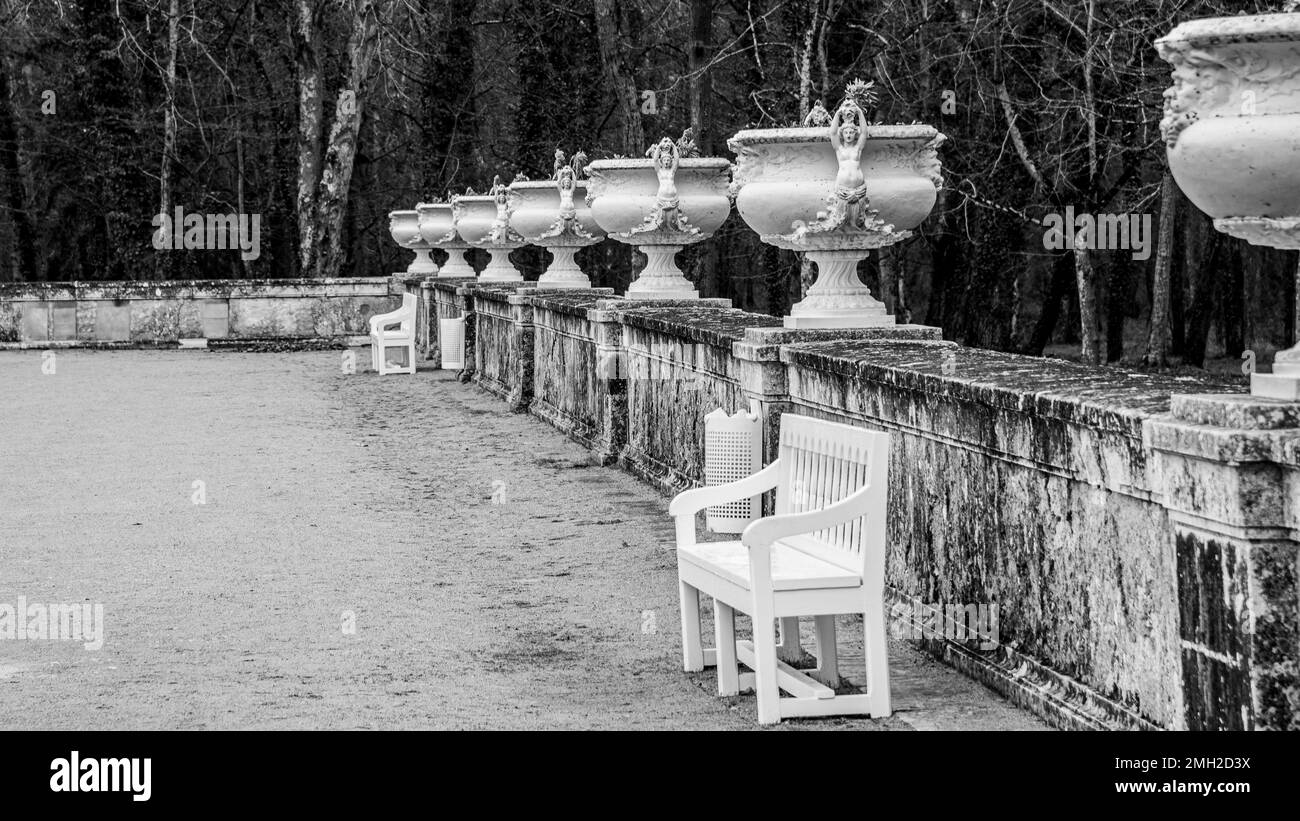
(0, 0, 1297, 370)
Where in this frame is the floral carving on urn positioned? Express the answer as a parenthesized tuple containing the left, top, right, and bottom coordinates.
(1157, 12, 1300, 400)
(584, 137, 732, 300)
(388, 209, 439, 275)
(416, 201, 476, 278)
(728, 80, 945, 328)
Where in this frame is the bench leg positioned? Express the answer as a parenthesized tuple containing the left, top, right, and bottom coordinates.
(714, 600, 739, 696)
(752, 611, 782, 726)
(864, 596, 891, 717)
(679, 580, 705, 672)
(777, 616, 801, 663)
(813, 614, 840, 688)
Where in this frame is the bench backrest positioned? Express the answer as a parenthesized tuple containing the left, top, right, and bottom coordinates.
(773, 414, 889, 578)
(396, 292, 417, 321)
(374, 293, 417, 331)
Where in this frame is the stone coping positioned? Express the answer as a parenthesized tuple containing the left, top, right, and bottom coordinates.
(736, 323, 945, 360)
(1172, 393, 1300, 430)
(524, 289, 617, 317)
(0, 277, 400, 300)
(781, 339, 1244, 438)
(613, 304, 780, 348)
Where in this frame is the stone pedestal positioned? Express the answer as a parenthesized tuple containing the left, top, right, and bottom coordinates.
(1149, 393, 1300, 730)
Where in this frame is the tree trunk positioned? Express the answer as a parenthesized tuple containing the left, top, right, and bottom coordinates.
(1076, 247, 1102, 365)
(593, 0, 643, 156)
(687, 0, 717, 297)
(1290, 255, 1300, 348)
(1144, 172, 1177, 366)
(1183, 219, 1222, 368)
(311, 0, 382, 280)
(157, 0, 179, 279)
(1105, 255, 1128, 363)
(294, 0, 325, 276)
(687, 0, 713, 148)
(0, 46, 37, 281)
(1026, 251, 1073, 355)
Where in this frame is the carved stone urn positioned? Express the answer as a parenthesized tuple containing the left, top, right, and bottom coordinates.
(416, 201, 476, 278)
(388, 209, 439, 275)
(509, 151, 606, 288)
(452, 179, 526, 282)
(728, 83, 944, 328)
(585, 138, 731, 300)
(1157, 12, 1300, 400)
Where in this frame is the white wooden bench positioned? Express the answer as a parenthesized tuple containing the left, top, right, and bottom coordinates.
(368, 293, 417, 375)
(669, 413, 890, 725)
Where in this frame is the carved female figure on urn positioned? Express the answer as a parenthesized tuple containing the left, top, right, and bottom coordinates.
(650, 137, 680, 207)
(830, 101, 868, 193)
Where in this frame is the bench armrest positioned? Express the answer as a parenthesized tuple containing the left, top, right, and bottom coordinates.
(668, 460, 780, 518)
(741, 481, 875, 550)
(669, 461, 780, 548)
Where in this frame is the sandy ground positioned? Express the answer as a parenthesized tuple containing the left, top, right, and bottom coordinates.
(0, 348, 1047, 730)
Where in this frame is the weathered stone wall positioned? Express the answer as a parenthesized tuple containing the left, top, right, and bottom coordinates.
(0, 278, 402, 346)
(433, 280, 1299, 731)
(781, 341, 1195, 728)
(470, 283, 539, 410)
(619, 304, 776, 493)
(527, 290, 620, 461)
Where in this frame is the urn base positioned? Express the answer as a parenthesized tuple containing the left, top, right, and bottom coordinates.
(626, 287, 701, 301)
(406, 249, 439, 275)
(537, 246, 592, 289)
(478, 250, 523, 282)
(438, 248, 477, 278)
(1251, 351, 1300, 401)
(783, 308, 893, 329)
(785, 249, 895, 329)
(624, 244, 699, 301)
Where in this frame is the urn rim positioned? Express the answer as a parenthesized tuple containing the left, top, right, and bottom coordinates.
(1156, 12, 1300, 50)
(727, 123, 941, 148)
(585, 157, 732, 172)
(508, 179, 590, 190)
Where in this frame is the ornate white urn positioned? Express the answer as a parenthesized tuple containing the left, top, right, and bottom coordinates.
(452, 178, 526, 282)
(509, 151, 606, 289)
(416, 201, 476, 278)
(585, 136, 731, 299)
(388, 209, 439, 275)
(728, 82, 944, 328)
(1157, 11, 1300, 400)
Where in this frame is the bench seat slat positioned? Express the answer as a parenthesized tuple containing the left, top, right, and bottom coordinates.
(677, 540, 862, 591)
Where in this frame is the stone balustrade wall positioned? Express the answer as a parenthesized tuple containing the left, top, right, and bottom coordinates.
(421, 278, 1300, 732)
(0, 278, 403, 346)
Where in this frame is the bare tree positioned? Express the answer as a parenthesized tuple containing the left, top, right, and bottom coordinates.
(1144, 172, 1177, 366)
(593, 0, 644, 156)
(294, 0, 326, 276)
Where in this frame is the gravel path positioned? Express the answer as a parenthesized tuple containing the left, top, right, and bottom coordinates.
(0, 349, 1047, 730)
